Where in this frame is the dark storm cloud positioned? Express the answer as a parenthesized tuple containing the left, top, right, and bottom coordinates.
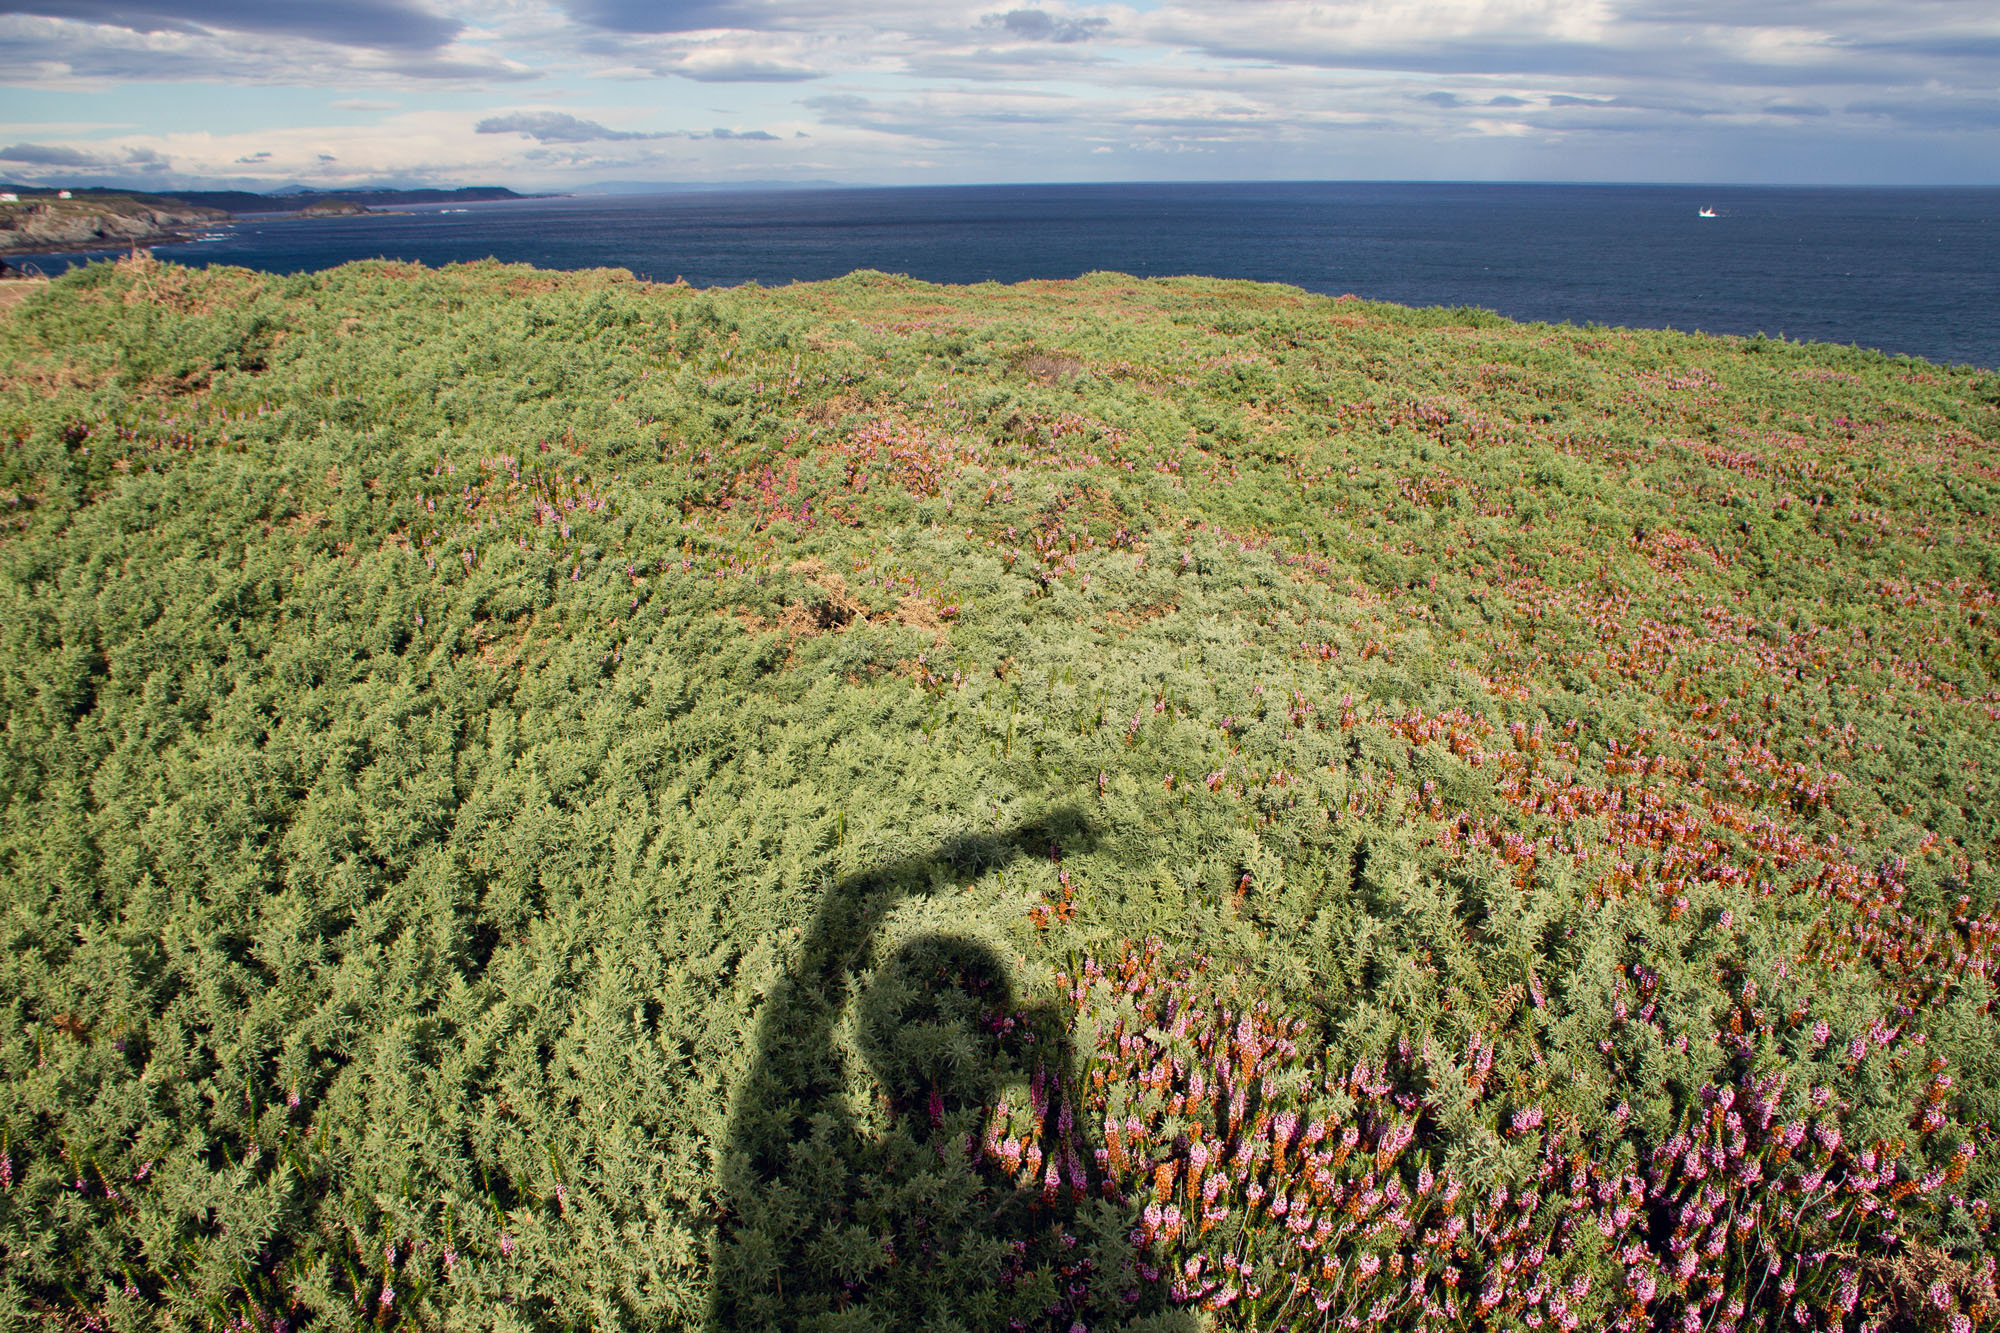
(982, 9, 1108, 43)
(557, 0, 761, 33)
(1, 0, 461, 50)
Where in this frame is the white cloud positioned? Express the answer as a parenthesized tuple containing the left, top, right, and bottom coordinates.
(0, 0, 1993, 185)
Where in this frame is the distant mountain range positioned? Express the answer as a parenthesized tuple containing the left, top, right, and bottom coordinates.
(0, 184, 544, 216)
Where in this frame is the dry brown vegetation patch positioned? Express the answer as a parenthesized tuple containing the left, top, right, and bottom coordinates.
(1104, 601, 1177, 632)
(729, 557, 952, 651)
(469, 612, 538, 672)
(0, 277, 48, 315)
(114, 251, 265, 316)
(1014, 351, 1090, 386)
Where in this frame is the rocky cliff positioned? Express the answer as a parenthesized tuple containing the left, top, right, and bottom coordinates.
(0, 196, 228, 254)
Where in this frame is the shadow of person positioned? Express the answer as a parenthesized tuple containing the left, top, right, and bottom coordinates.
(707, 814, 1181, 1332)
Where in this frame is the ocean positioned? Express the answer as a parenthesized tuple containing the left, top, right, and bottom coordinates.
(30, 181, 2000, 369)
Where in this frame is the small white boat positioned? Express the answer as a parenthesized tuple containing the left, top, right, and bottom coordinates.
(1698, 206, 1717, 218)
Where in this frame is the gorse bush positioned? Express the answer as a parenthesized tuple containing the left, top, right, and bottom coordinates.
(0, 254, 1994, 1331)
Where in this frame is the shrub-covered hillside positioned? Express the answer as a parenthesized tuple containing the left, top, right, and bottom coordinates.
(1, 256, 1997, 1332)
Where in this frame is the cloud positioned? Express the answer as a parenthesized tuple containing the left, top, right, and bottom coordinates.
(1132, 0, 2000, 91)
(476, 110, 783, 143)
(665, 41, 821, 81)
(477, 110, 666, 141)
(1845, 96, 2000, 129)
(0, 140, 111, 165)
(555, 0, 760, 34)
(2, 0, 461, 51)
(576, 27, 823, 81)
(982, 9, 1108, 44)
(0, 12, 536, 86)
(4, 0, 1998, 188)
(0, 139, 166, 166)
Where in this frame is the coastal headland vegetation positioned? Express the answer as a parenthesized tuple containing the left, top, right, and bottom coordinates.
(0, 255, 1995, 1331)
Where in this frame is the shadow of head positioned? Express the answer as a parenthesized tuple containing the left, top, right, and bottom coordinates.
(853, 933, 1049, 1136)
(914, 806, 1101, 886)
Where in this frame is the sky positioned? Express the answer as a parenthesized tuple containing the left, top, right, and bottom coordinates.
(1, 0, 1997, 191)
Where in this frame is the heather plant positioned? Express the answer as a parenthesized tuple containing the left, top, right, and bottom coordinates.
(0, 255, 1993, 1329)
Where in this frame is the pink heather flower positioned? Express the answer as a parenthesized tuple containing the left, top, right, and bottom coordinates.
(498, 1233, 516, 1257)
(378, 1284, 394, 1311)
(1929, 1280, 1952, 1311)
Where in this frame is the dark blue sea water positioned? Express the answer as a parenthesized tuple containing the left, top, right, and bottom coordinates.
(33, 182, 2000, 368)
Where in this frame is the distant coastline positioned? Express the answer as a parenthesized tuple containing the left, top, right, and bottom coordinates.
(0, 184, 550, 256)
